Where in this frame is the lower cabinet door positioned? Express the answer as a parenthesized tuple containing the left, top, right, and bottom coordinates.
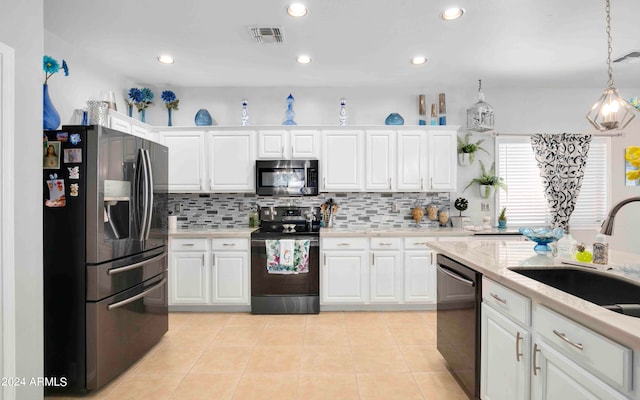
(369, 251, 402, 303)
(403, 250, 436, 303)
(531, 340, 629, 400)
(321, 251, 368, 304)
(481, 303, 530, 400)
(211, 251, 249, 304)
(170, 252, 208, 305)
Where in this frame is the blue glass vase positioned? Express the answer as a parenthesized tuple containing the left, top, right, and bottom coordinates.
(195, 109, 213, 126)
(167, 108, 173, 126)
(139, 108, 146, 123)
(43, 84, 61, 130)
(385, 113, 404, 125)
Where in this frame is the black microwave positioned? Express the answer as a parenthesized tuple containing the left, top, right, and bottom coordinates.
(255, 160, 319, 196)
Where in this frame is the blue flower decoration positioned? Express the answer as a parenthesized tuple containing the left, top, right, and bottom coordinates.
(141, 88, 154, 102)
(43, 56, 60, 74)
(161, 90, 176, 103)
(128, 88, 143, 103)
(62, 60, 69, 76)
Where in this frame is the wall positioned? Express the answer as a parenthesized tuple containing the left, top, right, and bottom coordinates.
(0, 1, 44, 399)
(169, 192, 451, 229)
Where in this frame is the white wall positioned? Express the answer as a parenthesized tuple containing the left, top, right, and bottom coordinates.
(0, 1, 44, 399)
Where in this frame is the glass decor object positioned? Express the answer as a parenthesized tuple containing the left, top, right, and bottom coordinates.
(586, 0, 636, 131)
(438, 93, 446, 125)
(385, 113, 404, 125)
(338, 98, 347, 126)
(241, 99, 249, 126)
(430, 104, 437, 125)
(43, 84, 61, 130)
(195, 109, 213, 126)
(418, 94, 426, 125)
(519, 227, 564, 254)
(283, 93, 297, 125)
(467, 79, 495, 132)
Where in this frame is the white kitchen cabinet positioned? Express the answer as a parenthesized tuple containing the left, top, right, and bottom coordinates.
(108, 111, 132, 134)
(210, 251, 249, 304)
(369, 249, 403, 303)
(531, 340, 629, 400)
(481, 303, 530, 400)
(257, 129, 320, 159)
(169, 249, 208, 305)
(207, 131, 256, 192)
(396, 131, 427, 191)
(427, 130, 457, 191)
(321, 249, 368, 304)
(403, 249, 436, 303)
(108, 110, 157, 141)
(160, 131, 207, 192)
(321, 130, 364, 191)
(365, 130, 395, 191)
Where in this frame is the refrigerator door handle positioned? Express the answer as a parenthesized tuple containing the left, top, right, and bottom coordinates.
(107, 252, 167, 275)
(143, 149, 154, 240)
(135, 149, 147, 241)
(107, 277, 167, 310)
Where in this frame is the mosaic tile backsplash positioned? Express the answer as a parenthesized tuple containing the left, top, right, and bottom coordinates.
(169, 192, 451, 229)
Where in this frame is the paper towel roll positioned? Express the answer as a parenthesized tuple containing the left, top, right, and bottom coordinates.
(168, 215, 178, 230)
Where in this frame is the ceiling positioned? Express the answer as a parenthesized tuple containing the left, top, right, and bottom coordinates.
(44, 0, 640, 89)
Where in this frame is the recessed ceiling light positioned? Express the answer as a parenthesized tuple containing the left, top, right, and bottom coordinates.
(441, 7, 464, 21)
(296, 55, 312, 64)
(411, 56, 427, 65)
(287, 3, 308, 17)
(157, 54, 174, 64)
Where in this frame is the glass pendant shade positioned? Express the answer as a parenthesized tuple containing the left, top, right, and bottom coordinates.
(586, 86, 636, 131)
(467, 81, 494, 132)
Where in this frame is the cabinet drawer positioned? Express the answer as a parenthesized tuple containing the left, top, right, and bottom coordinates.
(370, 237, 402, 250)
(170, 238, 208, 251)
(404, 237, 437, 250)
(211, 238, 249, 251)
(482, 277, 531, 327)
(438, 236, 470, 242)
(322, 237, 367, 250)
(535, 305, 632, 392)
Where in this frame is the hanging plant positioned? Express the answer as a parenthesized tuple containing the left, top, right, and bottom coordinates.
(457, 132, 490, 165)
(464, 160, 507, 198)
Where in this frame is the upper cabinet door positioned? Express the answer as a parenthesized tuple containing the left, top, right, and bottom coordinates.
(427, 130, 457, 191)
(321, 130, 364, 191)
(257, 130, 289, 159)
(208, 131, 256, 192)
(161, 131, 207, 192)
(396, 131, 427, 191)
(291, 130, 320, 159)
(365, 130, 395, 191)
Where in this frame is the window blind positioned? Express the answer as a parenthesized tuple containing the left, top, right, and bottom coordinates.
(496, 137, 609, 229)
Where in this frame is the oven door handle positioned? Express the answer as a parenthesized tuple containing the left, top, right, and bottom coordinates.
(107, 277, 167, 310)
(437, 265, 475, 287)
(252, 238, 319, 246)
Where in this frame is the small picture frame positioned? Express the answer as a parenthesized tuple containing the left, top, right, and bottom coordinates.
(64, 148, 82, 163)
(43, 141, 61, 170)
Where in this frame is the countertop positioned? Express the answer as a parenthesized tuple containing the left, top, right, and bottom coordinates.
(169, 228, 257, 238)
(319, 227, 474, 237)
(428, 240, 640, 349)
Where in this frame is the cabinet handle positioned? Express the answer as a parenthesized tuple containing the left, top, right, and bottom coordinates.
(222, 243, 236, 246)
(421, 178, 424, 190)
(212, 253, 216, 267)
(323, 177, 326, 189)
(533, 343, 541, 376)
(291, 146, 294, 157)
(378, 242, 393, 246)
(552, 330, 584, 351)
(202, 254, 205, 265)
(181, 243, 195, 247)
(490, 292, 507, 304)
(371, 253, 375, 266)
(210, 178, 214, 190)
(388, 177, 392, 189)
(337, 243, 350, 246)
(281, 146, 284, 158)
(430, 177, 433, 189)
(323, 253, 327, 266)
(413, 242, 427, 246)
(430, 252, 434, 264)
(200, 179, 205, 190)
(516, 331, 523, 362)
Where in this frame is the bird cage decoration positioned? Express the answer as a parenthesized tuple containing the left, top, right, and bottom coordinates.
(467, 80, 495, 132)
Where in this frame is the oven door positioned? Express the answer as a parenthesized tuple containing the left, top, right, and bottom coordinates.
(250, 236, 319, 313)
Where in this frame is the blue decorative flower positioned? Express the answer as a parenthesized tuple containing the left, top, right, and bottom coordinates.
(161, 90, 179, 110)
(129, 87, 154, 111)
(43, 55, 69, 84)
(141, 88, 154, 102)
(128, 88, 143, 103)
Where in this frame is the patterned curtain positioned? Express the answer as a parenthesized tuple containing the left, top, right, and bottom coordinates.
(530, 133, 592, 231)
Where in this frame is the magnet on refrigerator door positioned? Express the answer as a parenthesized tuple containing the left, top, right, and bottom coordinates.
(68, 166, 80, 179)
(56, 132, 69, 142)
(70, 133, 81, 145)
(64, 148, 82, 163)
(69, 183, 79, 197)
(45, 175, 66, 207)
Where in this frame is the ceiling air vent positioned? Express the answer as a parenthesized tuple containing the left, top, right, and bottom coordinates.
(613, 51, 640, 64)
(249, 27, 284, 44)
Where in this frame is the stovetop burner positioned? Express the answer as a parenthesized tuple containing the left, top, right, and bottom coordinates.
(251, 206, 321, 239)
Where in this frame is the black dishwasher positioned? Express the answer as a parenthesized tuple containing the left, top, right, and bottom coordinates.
(436, 254, 482, 400)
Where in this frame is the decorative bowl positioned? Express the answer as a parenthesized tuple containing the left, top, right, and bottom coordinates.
(519, 227, 564, 254)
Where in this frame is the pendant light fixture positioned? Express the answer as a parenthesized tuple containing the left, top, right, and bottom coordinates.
(467, 79, 494, 132)
(586, 0, 636, 131)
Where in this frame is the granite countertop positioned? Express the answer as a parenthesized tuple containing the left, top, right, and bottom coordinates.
(428, 240, 640, 349)
(319, 227, 474, 238)
(169, 227, 257, 238)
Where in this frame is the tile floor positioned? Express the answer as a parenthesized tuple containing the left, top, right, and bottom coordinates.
(48, 311, 468, 400)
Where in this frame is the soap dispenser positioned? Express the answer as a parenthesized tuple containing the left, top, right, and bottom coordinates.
(556, 227, 577, 259)
(592, 233, 609, 265)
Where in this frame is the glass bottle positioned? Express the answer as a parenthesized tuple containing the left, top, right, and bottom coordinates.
(556, 228, 577, 259)
(338, 98, 347, 126)
(282, 93, 297, 125)
(241, 99, 249, 126)
(438, 93, 447, 125)
(430, 104, 438, 125)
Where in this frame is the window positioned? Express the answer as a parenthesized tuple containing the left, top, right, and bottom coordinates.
(496, 136, 609, 229)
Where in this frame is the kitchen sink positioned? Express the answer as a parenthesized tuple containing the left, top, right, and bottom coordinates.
(508, 267, 640, 317)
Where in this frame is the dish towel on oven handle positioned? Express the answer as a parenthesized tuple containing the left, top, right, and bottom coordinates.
(265, 239, 310, 274)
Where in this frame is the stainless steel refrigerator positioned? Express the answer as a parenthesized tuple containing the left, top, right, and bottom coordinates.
(43, 125, 169, 394)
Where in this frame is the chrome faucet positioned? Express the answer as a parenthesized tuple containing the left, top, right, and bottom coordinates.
(600, 196, 640, 235)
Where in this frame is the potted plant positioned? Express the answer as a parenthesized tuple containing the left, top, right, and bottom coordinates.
(457, 132, 490, 166)
(497, 207, 507, 229)
(451, 197, 469, 228)
(464, 160, 507, 198)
